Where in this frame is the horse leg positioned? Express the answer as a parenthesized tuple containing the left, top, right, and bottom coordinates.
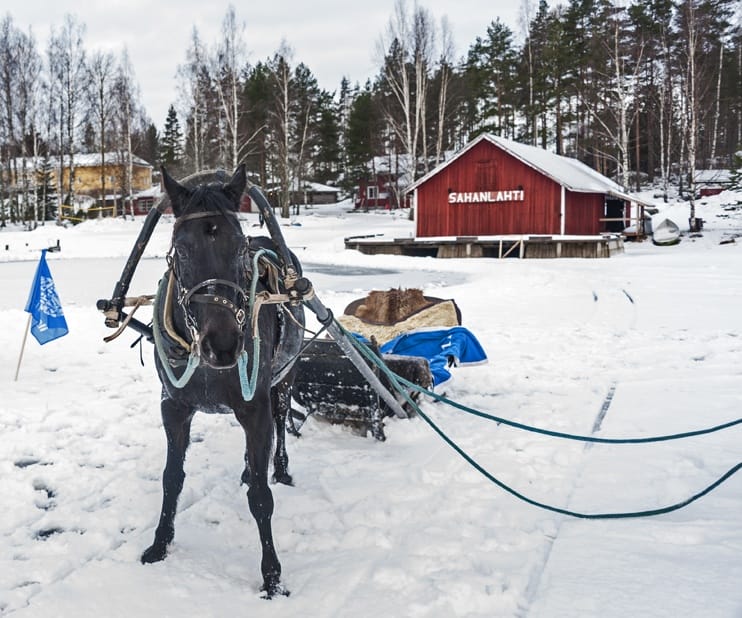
(271, 379, 293, 486)
(141, 398, 194, 564)
(237, 403, 287, 598)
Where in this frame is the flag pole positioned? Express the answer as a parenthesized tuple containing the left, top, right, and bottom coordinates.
(14, 314, 33, 381)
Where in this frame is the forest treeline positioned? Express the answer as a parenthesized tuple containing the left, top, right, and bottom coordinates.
(1, 0, 741, 223)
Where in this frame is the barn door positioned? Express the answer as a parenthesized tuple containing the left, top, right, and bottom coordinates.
(604, 199, 625, 232)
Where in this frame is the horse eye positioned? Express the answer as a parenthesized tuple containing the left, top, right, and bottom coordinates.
(205, 222, 218, 237)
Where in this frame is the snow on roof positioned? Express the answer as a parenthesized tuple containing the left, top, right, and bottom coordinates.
(7, 153, 154, 169)
(304, 181, 340, 193)
(133, 186, 162, 198)
(285, 179, 341, 193)
(68, 152, 153, 168)
(367, 153, 416, 187)
(407, 134, 641, 202)
(694, 169, 731, 184)
(487, 135, 625, 193)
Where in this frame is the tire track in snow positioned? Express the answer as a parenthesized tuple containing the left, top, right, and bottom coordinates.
(516, 381, 618, 617)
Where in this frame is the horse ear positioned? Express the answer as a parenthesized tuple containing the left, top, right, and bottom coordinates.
(161, 166, 190, 217)
(225, 164, 247, 209)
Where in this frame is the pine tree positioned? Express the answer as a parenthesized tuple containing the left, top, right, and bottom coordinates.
(345, 85, 383, 187)
(138, 122, 160, 169)
(313, 91, 342, 184)
(464, 19, 518, 138)
(241, 61, 273, 187)
(161, 105, 184, 174)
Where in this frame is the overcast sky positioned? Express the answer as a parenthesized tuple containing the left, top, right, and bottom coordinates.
(9, 1, 521, 129)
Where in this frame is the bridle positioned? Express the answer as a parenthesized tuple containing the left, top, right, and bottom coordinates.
(168, 208, 250, 353)
(154, 202, 303, 398)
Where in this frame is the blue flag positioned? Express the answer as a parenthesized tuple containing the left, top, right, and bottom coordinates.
(24, 249, 69, 345)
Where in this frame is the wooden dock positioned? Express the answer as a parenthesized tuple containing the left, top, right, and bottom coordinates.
(344, 234, 624, 259)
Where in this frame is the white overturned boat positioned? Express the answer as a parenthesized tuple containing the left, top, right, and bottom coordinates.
(652, 218, 681, 246)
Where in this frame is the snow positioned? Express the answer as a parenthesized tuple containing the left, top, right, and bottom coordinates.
(487, 135, 626, 194)
(1, 191, 741, 617)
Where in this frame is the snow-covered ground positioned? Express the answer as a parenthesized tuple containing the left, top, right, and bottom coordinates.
(1, 191, 741, 617)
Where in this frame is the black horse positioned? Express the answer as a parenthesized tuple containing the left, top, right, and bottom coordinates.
(141, 166, 304, 598)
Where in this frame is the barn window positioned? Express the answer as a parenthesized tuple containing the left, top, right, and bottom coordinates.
(367, 185, 379, 200)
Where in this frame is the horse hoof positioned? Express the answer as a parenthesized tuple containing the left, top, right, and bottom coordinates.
(140, 544, 168, 564)
(272, 472, 293, 486)
(261, 581, 290, 599)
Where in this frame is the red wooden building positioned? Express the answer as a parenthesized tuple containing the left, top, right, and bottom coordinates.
(354, 154, 414, 210)
(408, 134, 645, 238)
(355, 172, 398, 209)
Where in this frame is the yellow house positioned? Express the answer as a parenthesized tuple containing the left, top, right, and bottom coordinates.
(57, 152, 154, 197)
(5, 152, 153, 198)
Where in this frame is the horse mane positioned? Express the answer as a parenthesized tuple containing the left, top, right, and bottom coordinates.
(176, 175, 244, 234)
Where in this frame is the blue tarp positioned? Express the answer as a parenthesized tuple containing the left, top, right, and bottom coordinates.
(379, 326, 487, 386)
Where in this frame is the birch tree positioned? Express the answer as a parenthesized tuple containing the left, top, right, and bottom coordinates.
(0, 16, 21, 223)
(177, 28, 209, 172)
(519, 0, 537, 145)
(412, 4, 434, 174)
(589, 3, 643, 189)
(268, 42, 293, 218)
(212, 5, 246, 169)
(48, 15, 86, 210)
(657, 15, 674, 202)
(378, 0, 414, 177)
(112, 50, 141, 217)
(434, 17, 454, 163)
(377, 0, 441, 182)
(88, 50, 115, 211)
(677, 0, 700, 229)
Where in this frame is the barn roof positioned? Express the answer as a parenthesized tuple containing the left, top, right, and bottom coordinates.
(408, 134, 644, 203)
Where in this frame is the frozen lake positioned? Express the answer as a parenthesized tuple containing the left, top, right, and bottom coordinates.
(0, 256, 466, 311)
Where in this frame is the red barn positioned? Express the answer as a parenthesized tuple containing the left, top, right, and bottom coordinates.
(408, 134, 644, 238)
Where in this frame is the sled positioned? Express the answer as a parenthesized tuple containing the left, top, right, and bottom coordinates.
(292, 338, 432, 441)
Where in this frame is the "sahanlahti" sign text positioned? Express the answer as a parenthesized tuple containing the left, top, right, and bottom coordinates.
(448, 190, 525, 203)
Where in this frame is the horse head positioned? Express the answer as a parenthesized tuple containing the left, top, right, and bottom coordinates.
(162, 165, 248, 369)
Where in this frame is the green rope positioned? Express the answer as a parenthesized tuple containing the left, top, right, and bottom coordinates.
(337, 322, 742, 519)
(397, 377, 742, 444)
(234, 247, 282, 401)
(412, 406, 741, 519)
(237, 338, 261, 401)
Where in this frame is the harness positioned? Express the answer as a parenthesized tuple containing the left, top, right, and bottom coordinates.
(153, 228, 304, 399)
